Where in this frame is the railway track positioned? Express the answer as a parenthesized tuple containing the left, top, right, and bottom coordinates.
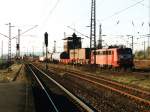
(25, 63, 94, 112)
(47, 64, 150, 107)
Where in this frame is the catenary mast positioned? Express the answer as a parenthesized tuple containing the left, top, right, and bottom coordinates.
(90, 0, 96, 64)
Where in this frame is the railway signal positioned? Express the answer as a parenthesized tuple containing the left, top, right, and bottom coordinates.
(44, 32, 48, 47)
(16, 29, 21, 59)
(44, 32, 48, 70)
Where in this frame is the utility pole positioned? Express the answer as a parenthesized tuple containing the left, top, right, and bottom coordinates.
(127, 35, 134, 53)
(148, 0, 150, 57)
(1, 41, 3, 61)
(98, 24, 102, 49)
(64, 32, 66, 38)
(131, 36, 134, 52)
(6, 23, 14, 64)
(18, 29, 21, 57)
(27, 48, 28, 56)
(90, 0, 96, 65)
(42, 42, 45, 56)
(32, 46, 34, 57)
(16, 36, 18, 57)
(148, 24, 150, 57)
(53, 40, 56, 53)
(143, 41, 146, 59)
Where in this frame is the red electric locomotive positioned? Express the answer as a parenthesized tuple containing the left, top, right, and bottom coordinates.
(91, 47, 134, 69)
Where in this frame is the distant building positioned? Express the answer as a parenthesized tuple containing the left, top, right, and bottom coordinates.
(63, 33, 82, 53)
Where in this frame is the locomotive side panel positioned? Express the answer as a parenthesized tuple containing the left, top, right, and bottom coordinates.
(95, 49, 116, 67)
(111, 49, 119, 67)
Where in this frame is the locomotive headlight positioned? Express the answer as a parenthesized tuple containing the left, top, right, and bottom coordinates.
(119, 55, 124, 59)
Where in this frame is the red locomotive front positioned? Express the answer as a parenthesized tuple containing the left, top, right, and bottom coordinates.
(91, 47, 134, 69)
(116, 48, 134, 68)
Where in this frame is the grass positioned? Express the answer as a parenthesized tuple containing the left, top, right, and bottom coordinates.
(0, 59, 2, 64)
(102, 74, 150, 90)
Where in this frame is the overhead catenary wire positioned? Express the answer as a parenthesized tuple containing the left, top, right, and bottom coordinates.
(67, 26, 89, 38)
(0, 32, 8, 38)
(12, 25, 38, 40)
(40, 0, 61, 28)
(100, 0, 144, 21)
(130, 0, 150, 8)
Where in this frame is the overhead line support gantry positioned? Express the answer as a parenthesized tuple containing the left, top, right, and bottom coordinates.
(90, 0, 96, 65)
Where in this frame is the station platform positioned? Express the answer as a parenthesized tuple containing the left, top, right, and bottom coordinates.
(0, 64, 35, 112)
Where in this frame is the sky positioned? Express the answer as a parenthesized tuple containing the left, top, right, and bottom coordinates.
(0, 0, 149, 56)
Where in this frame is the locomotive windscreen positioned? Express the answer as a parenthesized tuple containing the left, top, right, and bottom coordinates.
(117, 48, 132, 54)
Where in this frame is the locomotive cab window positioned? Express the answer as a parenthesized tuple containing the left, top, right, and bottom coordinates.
(100, 51, 103, 55)
(118, 48, 132, 54)
(97, 51, 101, 55)
(103, 51, 106, 55)
(96, 51, 98, 55)
(108, 51, 112, 55)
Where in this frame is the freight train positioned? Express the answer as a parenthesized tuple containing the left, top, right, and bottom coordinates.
(39, 33, 134, 69)
(39, 46, 134, 69)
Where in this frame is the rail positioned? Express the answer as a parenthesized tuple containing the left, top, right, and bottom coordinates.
(30, 63, 94, 112)
(49, 65, 150, 106)
(27, 64, 59, 112)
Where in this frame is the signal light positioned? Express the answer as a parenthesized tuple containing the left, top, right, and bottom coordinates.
(16, 44, 19, 50)
(44, 32, 48, 47)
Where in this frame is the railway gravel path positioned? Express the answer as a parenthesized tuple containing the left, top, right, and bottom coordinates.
(0, 64, 35, 112)
(34, 63, 150, 112)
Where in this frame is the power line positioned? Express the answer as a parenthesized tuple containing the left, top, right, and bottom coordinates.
(130, 0, 150, 8)
(20, 25, 38, 36)
(41, 0, 61, 28)
(100, 0, 144, 21)
(67, 26, 89, 38)
(0, 32, 8, 38)
(47, 0, 60, 18)
(12, 25, 38, 39)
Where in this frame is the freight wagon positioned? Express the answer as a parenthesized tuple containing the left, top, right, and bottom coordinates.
(69, 48, 90, 64)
